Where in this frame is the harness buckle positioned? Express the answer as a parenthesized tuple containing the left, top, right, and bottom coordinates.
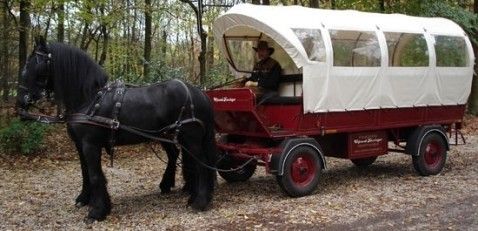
(111, 119, 120, 129)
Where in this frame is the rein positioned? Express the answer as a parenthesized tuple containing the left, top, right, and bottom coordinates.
(17, 109, 65, 124)
(208, 77, 246, 90)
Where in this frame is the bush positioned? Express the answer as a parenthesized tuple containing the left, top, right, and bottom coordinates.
(0, 118, 50, 155)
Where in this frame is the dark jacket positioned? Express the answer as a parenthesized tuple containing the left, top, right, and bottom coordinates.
(250, 57, 281, 91)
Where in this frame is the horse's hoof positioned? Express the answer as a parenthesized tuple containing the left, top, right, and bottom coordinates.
(191, 203, 209, 212)
(76, 202, 87, 208)
(87, 205, 110, 222)
(160, 188, 171, 194)
(83, 217, 96, 225)
(182, 184, 192, 193)
(190, 198, 209, 211)
(75, 193, 90, 207)
(159, 184, 172, 194)
(187, 196, 194, 205)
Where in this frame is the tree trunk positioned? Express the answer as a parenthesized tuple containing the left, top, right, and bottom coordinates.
(180, 0, 206, 84)
(468, 42, 478, 114)
(468, 1, 478, 114)
(98, 4, 108, 66)
(198, 30, 207, 85)
(161, 30, 167, 58)
(309, 0, 319, 8)
(206, 31, 214, 71)
(1, 0, 10, 101)
(379, 0, 385, 12)
(262, 0, 270, 5)
(79, 23, 90, 50)
(57, 0, 64, 42)
(143, 0, 152, 78)
(131, 0, 137, 42)
(43, 10, 52, 39)
(252, 0, 260, 5)
(79, 1, 94, 51)
(331, 0, 336, 9)
(125, 0, 131, 81)
(188, 27, 194, 80)
(18, 0, 30, 81)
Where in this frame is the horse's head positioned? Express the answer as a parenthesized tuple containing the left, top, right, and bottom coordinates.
(16, 36, 54, 111)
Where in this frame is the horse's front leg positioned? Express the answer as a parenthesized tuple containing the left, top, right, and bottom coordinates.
(75, 147, 91, 207)
(68, 127, 90, 208)
(82, 142, 111, 222)
(159, 142, 179, 193)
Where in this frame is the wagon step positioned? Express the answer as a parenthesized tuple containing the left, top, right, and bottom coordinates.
(449, 128, 466, 145)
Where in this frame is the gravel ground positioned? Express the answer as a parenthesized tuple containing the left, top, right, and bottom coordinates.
(0, 127, 477, 230)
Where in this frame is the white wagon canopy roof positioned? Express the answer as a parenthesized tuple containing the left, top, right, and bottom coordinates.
(213, 4, 475, 113)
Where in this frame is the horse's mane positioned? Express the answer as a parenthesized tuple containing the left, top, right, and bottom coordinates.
(49, 43, 108, 112)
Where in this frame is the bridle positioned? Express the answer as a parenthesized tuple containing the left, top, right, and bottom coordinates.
(19, 50, 53, 100)
(17, 49, 65, 124)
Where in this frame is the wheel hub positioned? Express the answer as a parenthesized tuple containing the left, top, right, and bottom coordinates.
(424, 141, 442, 167)
(291, 155, 316, 186)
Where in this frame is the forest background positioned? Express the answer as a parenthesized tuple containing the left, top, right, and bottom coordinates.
(0, 0, 477, 111)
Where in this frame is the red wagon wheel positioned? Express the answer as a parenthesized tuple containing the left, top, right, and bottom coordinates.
(276, 146, 322, 197)
(412, 132, 447, 176)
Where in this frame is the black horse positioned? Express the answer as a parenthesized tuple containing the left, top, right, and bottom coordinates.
(16, 37, 217, 222)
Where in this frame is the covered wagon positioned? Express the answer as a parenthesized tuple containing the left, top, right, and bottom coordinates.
(206, 4, 475, 196)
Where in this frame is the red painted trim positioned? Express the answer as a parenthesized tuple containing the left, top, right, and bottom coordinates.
(217, 143, 281, 156)
(207, 88, 465, 138)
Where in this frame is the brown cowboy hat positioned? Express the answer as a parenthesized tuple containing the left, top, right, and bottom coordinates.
(253, 41, 275, 55)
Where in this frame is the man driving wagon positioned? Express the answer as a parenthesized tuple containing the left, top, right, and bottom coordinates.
(243, 41, 282, 104)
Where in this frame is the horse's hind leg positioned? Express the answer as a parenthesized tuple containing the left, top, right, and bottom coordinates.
(82, 142, 111, 222)
(203, 127, 217, 202)
(159, 142, 179, 194)
(181, 147, 194, 195)
(182, 127, 216, 211)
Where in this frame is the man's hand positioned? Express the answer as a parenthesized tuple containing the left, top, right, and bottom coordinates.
(245, 81, 258, 87)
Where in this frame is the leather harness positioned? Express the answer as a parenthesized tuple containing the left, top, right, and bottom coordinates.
(18, 51, 257, 172)
(21, 79, 205, 167)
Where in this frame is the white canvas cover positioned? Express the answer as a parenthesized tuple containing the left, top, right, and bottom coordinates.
(213, 4, 475, 113)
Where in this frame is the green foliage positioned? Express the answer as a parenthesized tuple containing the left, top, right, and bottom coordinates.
(2, 0, 476, 99)
(203, 62, 234, 89)
(419, 0, 478, 45)
(111, 58, 188, 85)
(398, 34, 429, 67)
(334, 0, 384, 12)
(0, 119, 50, 155)
(435, 35, 469, 67)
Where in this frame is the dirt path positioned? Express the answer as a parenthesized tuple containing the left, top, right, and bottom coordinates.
(0, 133, 477, 230)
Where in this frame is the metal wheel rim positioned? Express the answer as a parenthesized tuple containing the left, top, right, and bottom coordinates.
(290, 153, 316, 187)
(424, 141, 442, 168)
